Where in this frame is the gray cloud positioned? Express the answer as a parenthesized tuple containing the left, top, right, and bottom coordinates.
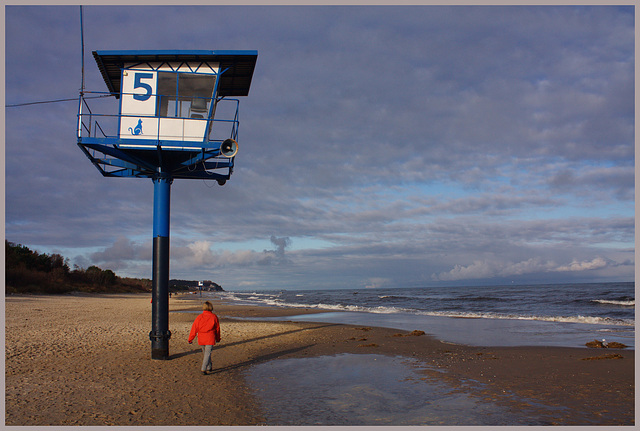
(4, 5, 634, 289)
(259, 236, 291, 265)
(432, 254, 635, 282)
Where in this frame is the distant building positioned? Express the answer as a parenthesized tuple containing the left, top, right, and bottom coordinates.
(170, 279, 224, 292)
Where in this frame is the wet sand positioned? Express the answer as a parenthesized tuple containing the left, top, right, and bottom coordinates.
(4, 293, 634, 426)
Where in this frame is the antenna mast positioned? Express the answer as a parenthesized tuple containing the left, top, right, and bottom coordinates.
(79, 6, 85, 95)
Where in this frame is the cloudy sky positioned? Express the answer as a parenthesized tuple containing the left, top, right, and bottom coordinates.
(4, 5, 635, 291)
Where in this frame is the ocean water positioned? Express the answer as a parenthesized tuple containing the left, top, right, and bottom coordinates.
(211, 282, 634, 348)
(214, 283, 634, 425)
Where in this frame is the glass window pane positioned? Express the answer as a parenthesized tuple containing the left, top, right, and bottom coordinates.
(179, 73, 216, 98)
(157, 72, 177, 117)
(155, 72, 216, 118)
(179, 73, 216, 119)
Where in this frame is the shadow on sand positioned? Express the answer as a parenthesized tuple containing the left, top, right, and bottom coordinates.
(169, 322, 338, 364)
(207, 344, 313, 375)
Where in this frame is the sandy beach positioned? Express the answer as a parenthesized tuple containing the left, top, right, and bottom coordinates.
(5, 293, 634, 426)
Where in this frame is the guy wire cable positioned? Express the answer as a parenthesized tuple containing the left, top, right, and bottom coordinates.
(6, 94, 112, 108)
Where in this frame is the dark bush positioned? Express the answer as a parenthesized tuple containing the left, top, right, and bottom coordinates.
(5, 240, 150, 294)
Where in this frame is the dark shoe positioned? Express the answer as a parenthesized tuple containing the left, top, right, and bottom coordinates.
(202, 371, 208, 375)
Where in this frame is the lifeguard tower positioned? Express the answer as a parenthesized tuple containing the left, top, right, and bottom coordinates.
(77, 50, 257, 359)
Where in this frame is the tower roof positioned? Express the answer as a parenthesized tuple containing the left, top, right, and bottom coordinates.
(92, 50, 258, 98)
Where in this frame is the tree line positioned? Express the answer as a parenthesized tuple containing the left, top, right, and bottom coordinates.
(5, 241, 151, 294)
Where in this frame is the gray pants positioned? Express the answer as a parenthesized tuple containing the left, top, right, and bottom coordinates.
(201, 345, 213, 372)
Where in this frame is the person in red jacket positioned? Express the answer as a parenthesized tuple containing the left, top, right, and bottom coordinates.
(188, 301, 221, 375)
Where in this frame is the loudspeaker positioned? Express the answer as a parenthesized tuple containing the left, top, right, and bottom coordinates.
(220, 139, 238, 158)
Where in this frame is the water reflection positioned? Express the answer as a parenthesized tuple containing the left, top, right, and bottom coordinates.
(247, 353, 541, 426)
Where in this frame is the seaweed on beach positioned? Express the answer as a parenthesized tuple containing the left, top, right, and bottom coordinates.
(585, 339, 627, 349)
(581, 354, 624, 361)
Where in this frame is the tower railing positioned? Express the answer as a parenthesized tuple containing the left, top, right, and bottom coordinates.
(77, 91, 240, 146)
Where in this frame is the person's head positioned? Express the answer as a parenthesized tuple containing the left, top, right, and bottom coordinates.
(203, 301, 213, 312)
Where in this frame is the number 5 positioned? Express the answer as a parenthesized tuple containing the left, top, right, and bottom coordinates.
(133, 72, 154, 101)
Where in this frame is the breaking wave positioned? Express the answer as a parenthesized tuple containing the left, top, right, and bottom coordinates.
(215, 291, 633, 327)
(592, 299, 634, 307)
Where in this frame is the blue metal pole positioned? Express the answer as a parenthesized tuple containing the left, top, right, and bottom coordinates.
(150, 175, 172, 360)
(153, 176, 171, 238)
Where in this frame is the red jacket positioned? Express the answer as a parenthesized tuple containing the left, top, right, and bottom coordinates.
(188, 311, 221, 346)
